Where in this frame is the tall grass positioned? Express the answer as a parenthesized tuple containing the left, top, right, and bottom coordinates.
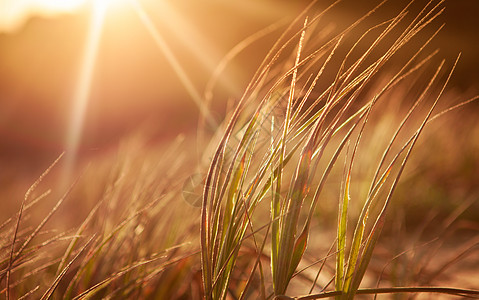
(199, 0, 479, 299)
(1, 138, 201, 299)
(1, 0, 479, 299)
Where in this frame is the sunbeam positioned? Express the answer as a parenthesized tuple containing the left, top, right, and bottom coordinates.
(63, 1, 109, 184)
(129, 0, 218, 130)
(152, 1, 240, 98)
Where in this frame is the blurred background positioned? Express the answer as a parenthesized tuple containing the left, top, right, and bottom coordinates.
(0, 0, 478, 172)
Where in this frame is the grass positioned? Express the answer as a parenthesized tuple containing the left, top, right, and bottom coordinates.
(2, 0, 479, 299)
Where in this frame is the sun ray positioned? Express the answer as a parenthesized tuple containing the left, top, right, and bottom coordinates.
(63, 1, 109, 184)
(129, 0, 217, 130)
(151, 1, 240, 98)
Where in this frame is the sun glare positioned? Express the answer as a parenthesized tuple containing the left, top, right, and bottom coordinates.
(52, 0, 219, 182)
(0, 0, 131, 32)
(36, 0, 85, 11)
(0, 0, 84, 32)
(90, 0, 127, 12)
(130, 0, 218, 129)
(63, 0, 109, 185)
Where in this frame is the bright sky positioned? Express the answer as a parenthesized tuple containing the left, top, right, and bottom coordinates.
(0, 0, 86, 32)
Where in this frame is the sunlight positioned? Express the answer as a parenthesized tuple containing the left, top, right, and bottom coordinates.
(0, 0, 129, 32)
(129, 0, 218, 130)
(59, 0, 220, 181)
(0, 0, 84, 32)
(34, 0, 122, 12)
(63, 0, 109, 184)
(90, 0, 128, 13)
(152, 1, 240, 98)
(35, 0, 85, 11)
